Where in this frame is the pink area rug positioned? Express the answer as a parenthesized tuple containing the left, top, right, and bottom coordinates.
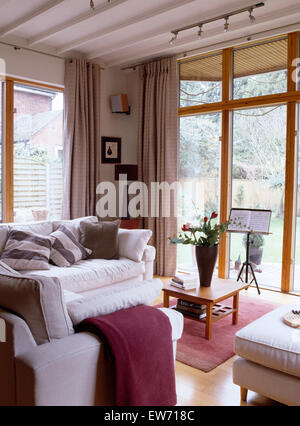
(158, 295, 279, 372)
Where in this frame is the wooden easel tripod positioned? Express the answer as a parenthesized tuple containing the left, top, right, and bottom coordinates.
(237, 232, 261, 295)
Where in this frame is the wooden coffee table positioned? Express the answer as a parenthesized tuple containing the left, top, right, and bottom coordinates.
(163, 278, 249, 340)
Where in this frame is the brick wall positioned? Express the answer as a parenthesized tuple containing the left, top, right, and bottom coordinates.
(14, 91, 52, 116)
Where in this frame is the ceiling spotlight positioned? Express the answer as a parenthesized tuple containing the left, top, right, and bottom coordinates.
(249, 8, 256, 23)
(224, 16, 229, 32)
(197, 24, 203, 39)
(169, 32, 178, 46)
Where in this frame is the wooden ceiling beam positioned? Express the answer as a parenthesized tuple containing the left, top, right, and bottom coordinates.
(57, 0, 197, 54)
(28, 0, 129, 46)
(0, 0, 65, 38)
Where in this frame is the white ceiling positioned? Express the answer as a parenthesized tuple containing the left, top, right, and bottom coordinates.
(0, 0, 300, 68)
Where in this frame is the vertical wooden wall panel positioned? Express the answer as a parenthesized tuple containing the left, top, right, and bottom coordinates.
(218, 48, 232, 278)
(281, 32, 298, 292)
(3, 79, 14, 223)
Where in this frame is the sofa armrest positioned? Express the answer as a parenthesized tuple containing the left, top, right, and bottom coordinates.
(142, 245, 156, 281)
(15, 332, 114, 406)
(142, 245, 156, 262)
(0, 310, 37, 406)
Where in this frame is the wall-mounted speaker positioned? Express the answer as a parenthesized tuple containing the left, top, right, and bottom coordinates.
(111, 94, 130, 115)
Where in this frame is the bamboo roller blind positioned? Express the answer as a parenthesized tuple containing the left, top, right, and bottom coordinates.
(180, 37, 288, 82)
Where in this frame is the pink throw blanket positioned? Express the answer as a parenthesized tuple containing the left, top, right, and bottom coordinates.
(77, 305, 177, 406)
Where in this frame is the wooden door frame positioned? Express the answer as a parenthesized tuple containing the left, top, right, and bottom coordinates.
(2, 77, 64, 223)
(178, 31, 300, 293)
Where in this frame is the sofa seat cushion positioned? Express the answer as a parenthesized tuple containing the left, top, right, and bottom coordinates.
(24, 258, 145, 293)
(67, 279, 163, 325)
(235, 304, 300, 378)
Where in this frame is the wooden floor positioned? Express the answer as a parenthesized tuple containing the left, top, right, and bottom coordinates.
(155, 277, 300, 407)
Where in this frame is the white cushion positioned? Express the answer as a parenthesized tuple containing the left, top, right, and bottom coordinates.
(0, 225, 10, 254)
(24, 258, 145, 293)
(235, 304, 300, 378)
(118, 229, 152, 262)
(10, 221, 53, 236)
(67, 279, 163, 325)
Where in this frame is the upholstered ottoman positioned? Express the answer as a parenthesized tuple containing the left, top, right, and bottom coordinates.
(233, 305, 300, 406)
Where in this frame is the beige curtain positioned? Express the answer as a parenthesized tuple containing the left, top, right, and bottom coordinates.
(63, 59, 101, 219)
(138, 57, 178, 277)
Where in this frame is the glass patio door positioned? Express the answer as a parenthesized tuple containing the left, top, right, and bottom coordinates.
(229, 105, 287, 289)
(178, 113, 222, 270)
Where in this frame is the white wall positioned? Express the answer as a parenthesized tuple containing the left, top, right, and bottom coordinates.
(100, 67, 139, 182)
(0, 44, 64, 87)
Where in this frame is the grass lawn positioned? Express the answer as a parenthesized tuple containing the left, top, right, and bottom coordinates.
(178, 218, 300, 266)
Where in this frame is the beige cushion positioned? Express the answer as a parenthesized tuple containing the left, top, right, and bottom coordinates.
(80, 220, 120, 260)
(0, 268, 74, 345)
(118, 229, 152, 262)
(235, 304, 300, 378)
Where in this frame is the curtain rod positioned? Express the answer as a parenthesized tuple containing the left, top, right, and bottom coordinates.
(0, 40, 66, 60)
(0, 40, 104, 69)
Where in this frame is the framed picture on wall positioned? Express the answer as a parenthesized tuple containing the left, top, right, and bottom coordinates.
(101, 137, 121, 164)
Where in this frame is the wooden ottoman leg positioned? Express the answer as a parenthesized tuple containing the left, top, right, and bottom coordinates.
(241, 387, 248, 402)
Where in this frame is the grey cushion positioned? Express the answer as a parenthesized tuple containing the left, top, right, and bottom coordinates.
(0, 266, 74, 345)
(80, 220, 120, 260)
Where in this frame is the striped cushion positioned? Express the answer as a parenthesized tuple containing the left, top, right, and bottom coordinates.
(50, 226, 92, 267)
(0, 230, 52, 271)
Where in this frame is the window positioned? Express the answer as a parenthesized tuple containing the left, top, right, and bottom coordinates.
(229, 105, 287, 289)
(233, 38, 288, 99)
(13, 84, 64, 222)
(178, 113, 221, 270)
(180, 53, 222, 107)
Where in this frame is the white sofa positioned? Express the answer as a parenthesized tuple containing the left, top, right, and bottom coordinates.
(0, 217, 184, 406)
(0, 216, 156, 293)
(233, 305, 300, 406)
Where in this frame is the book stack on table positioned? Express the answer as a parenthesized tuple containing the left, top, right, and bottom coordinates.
(170, 274, 197, 291)
(175, 299, 207, 320)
